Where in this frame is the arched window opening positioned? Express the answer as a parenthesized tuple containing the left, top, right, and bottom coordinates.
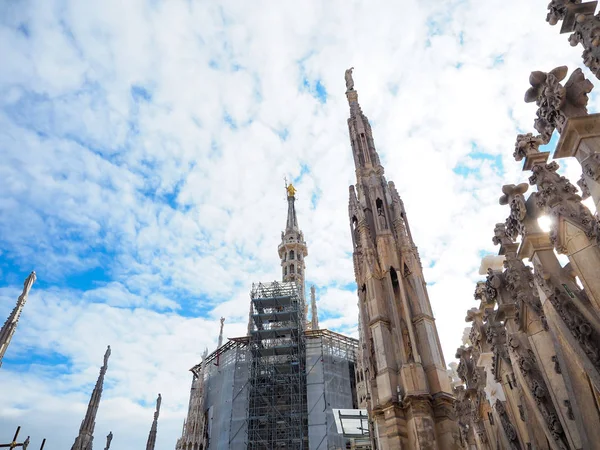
(290, 250, 295, 260)
(390, 267, 400, 293)
(284, 266, 288, 276)
(376, 198, 388, 229)
(290, 264, 295, 274)
(352, 216, 360, 248)
(376, 198, 384, 216)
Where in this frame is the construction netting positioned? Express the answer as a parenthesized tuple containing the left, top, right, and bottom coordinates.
(202, 340, 249, 449)
(306, 330, 359, 450)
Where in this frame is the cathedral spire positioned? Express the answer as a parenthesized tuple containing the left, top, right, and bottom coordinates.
(71, 345, 111, 450)
(145, 393, 161, 450)
(0, 271, 36, 369)
(345, 69, 458, 448)
(285, 182, 299, 232)
(217, 317, 225, 349)
(310, 286, 319, 330)
(279, 184, 308, 322)
(344, 68, 383, 173)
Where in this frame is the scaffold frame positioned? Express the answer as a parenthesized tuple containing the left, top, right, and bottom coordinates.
(247, 281, 308, 449)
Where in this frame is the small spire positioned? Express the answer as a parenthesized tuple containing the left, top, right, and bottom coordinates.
(145, 394, 161, 450)
(0, 271, 36, 369)
(247, 302, 254, 336)
(217, 317, 225, 349)
(310, 286, 319, 330)
(71, 345, 111, 450)
(104, 432, 113, 450)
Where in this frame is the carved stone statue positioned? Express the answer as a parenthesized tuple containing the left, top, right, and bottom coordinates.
(345, 67, 355, 91)
(286, 183, 296, 197)
(105, 432, 113, 450)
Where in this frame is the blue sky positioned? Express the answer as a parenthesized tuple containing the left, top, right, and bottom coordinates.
(0, 0, 596, 448)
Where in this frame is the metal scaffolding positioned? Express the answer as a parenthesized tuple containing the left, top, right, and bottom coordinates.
(247, 281, 308, 449)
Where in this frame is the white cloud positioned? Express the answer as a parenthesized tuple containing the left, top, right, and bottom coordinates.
(0, 0, 596, 447)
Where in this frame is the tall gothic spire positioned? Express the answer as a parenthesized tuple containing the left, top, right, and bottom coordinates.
(175, 349, 209, 450)
(145, 393, 161, 450)
(285, 183, 299, 231)
(0, 271, 36, 369)
(310, 285, 319, 330)
(71, 345, 111, 450)
(217, 317, 225, 349)
(279, 183, 308, 322)
(345, 69, 459, 449)
(344, 68, 383, 174)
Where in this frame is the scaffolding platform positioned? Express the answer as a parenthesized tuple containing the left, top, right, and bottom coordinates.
(247, 281, 308, 449)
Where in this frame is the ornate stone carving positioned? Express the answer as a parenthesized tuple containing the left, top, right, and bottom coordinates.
(577, 173, 591, 199)
(456, 346, 476, 388)
(494, 400, 521, 450)
(508, 334, 569, 449)
(581, 152, 600, 182)
(524, 67, 593, 142)
(514, 133, 545, 162)
(499, 184, 529, 240)
(493, 223, 546, 329)
(529, 161, 598, 249)
(486, 318, 510, 382)
(546, 0, 582, 26)
(552, 355, 562, 374)
(534, 260, 600, 371)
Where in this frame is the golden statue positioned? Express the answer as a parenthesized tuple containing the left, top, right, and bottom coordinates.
(286, 183, 297, 197)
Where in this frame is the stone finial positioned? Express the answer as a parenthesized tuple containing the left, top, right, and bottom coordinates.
(524, 66, 593, 142)
(546, 0, 582, 26)
(499, 184, 529, 240)
(513, 133, 544, 162)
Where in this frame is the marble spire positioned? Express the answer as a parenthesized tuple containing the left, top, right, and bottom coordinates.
(310, 285, 319, 330)
(145, 393, 161, 450)
(0, 271, 36, 369)
(217, 317, 225, 349)
(71, 346, 111, 450)
(279, 183, 308, 321)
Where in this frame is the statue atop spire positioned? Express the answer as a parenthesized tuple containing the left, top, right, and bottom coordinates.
(145, 393, 161, 450)
(104, 432, 112, 450)
(0, 271, 36, 369)
(285, 182, 299, 232)
(71, 345, 111, 450)
(345, 67, 355, 91)
(217, 317, 225, 349)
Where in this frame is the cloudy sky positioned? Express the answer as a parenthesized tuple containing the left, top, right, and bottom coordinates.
(0, 0, 597, 448)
